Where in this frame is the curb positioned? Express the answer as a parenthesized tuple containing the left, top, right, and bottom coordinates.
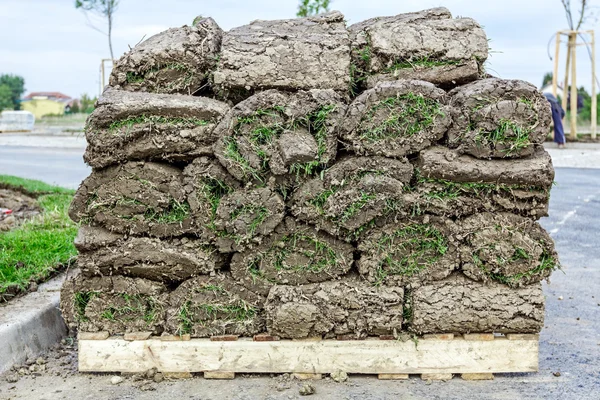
(0, 273, 68, 373)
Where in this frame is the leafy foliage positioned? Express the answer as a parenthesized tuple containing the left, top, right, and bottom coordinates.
(297, 0, 331, 17)
(0, 74, 25, 110)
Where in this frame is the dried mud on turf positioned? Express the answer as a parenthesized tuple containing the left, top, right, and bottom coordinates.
(61, 6, 559, 347)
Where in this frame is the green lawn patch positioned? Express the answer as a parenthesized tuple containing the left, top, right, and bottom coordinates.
(0, 176, 77, 301)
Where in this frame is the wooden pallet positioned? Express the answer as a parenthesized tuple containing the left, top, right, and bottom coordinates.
(78, 333, 538, 380)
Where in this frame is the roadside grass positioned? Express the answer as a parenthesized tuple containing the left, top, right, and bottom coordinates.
(0, 176, 77, 299)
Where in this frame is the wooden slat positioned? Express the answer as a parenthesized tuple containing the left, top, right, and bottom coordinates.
(204, 371, 235, 379)
(422, 333, 454, 340)
(505, 334, 538, 341)
(78, 331, 109, 340)
(378, 374, 409, 380)
(160, 334, 191, 342)
(463, 333, 494, 341)
(124, 332, 152, 341)
(79, 336, 538, 374)
(461, 373, 494, 380)
(253, 334, 279, 342)
(421, 373, 453, 381)
(210, 335, 238, 342)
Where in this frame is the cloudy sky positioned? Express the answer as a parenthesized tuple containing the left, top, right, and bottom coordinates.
(1, 0, 598, 99)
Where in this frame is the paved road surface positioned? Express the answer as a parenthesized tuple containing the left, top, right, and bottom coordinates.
(0, 146, 89, 189)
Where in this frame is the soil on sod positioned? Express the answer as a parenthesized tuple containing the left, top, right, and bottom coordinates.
(0, 175, 77, 302)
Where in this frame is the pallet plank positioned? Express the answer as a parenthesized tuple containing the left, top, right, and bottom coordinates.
(78, 336, 538, 374)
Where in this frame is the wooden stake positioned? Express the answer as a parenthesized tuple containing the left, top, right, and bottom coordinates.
(570, 34, 578, 140)
(562, 34, 573, 126)
(592, 30, 597, 140)
(553, 33, 561, 98)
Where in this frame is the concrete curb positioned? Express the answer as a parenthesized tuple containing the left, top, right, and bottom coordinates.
(0, 273, 68, 373)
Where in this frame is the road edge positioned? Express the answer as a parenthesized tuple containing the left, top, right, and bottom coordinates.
(0, 272, 70, 373)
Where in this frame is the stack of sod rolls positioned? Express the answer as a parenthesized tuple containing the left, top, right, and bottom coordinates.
(62, 8, 557, 340)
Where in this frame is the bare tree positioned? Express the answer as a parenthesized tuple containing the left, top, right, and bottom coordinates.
(75, 0, 119, 60)
(560, 0, 590, 30)
(297, 0, 331, 17)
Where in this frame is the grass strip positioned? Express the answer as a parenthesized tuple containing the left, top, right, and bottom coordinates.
(0, 176, 77, 298)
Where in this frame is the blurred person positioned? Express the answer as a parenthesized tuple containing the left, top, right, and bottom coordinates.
(544, 93, 566, 148)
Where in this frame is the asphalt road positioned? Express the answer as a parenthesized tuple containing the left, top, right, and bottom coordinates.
(0, 164, 598, 399)
(0, 146, 89, 189)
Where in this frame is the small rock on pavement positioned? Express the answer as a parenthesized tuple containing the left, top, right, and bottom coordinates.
(553, 372, 562, 377)
(558, 296, 564, 300)
(5, 374, 19, 383)
(330, 370, 348, 383)
(110, 376, 124, 385)
(36, 357, 46, 365)
(153, 372, 164, 383)
(299, 383, 315, 396)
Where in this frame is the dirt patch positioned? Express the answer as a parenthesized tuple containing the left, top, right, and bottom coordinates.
(213, 89, 346, 185)
(0, 188, 40, 230)
(60, 274, 167, 335)
(340, 80, 452, 158)
(84, 89, 230, 168)
(230, 218, 354, 296)
(458, 213, 559, 287)
(164, 274, 265, 337)
(349, 7, 487, 92)
(77, 226, 225, 283)
(357, 216, 459, 286)
(69, 162, 193, 237)
(265, 276, 404, 339)
(109, 17, 222, 95)
(290, 156, 412, 241)
(213, 11, 350, 102)
(447, 78, 552, 158)
(409, 273, 545, 334)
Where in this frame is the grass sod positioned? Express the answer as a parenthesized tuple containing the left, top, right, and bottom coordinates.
(229, 204, 270, 237)
(358, 93, 445, 143)
(0, 176, 77, 298)
(245, 232, 340, 285)
(469, 97, 538, 156)
(107, 115, 209, 134)
(472, 245, 559, 286)
(383, 56, 461, 73)
(143, 199, 191, 224)
(0, 175, 74, 195)
(177, 285, 258, 335)
(98, 294, 160, 325)
(223, 105, 337, 181)
(410, 169, 549, 201)
(125, 63, 193, 84)
(373, 224, 449, 285)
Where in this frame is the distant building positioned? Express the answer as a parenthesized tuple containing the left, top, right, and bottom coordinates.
(20, 92, 73, 119)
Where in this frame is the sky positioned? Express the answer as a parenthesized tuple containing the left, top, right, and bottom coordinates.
(1, 0, 599, 99)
